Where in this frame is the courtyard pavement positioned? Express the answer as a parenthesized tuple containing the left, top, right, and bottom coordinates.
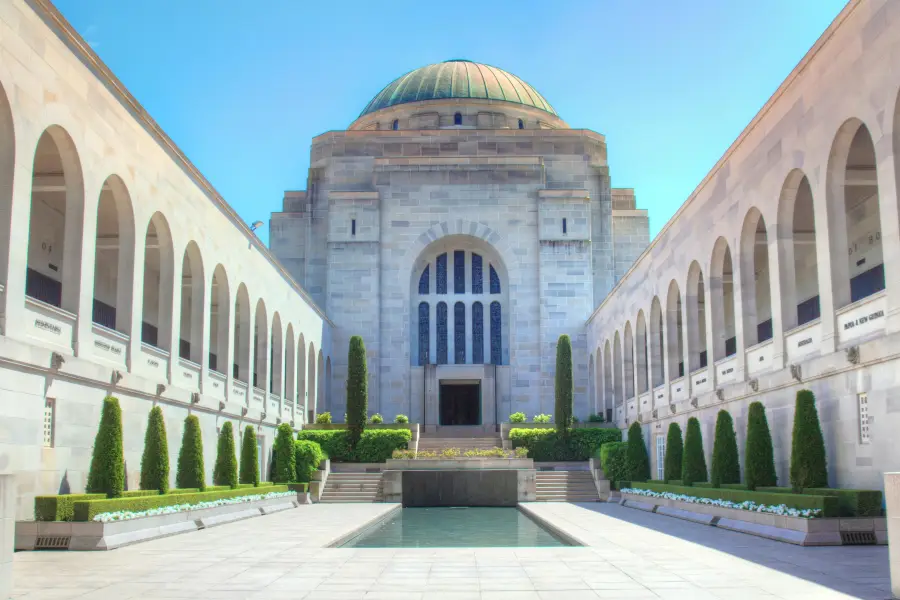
(10, 501, 890, 599)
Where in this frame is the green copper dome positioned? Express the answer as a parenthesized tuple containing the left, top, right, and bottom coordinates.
(359, 60, 557, 118)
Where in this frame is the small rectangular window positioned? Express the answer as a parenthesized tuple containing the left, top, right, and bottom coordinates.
(43, 398, 56, 448)
(858, 393, 870, 444)
(562, 218, 567, 234)
(351, 219, 356, 236)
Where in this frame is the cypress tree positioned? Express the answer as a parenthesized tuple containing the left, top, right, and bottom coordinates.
(139, 406, 169, 494)
(554, 334, 574, 434)
(176, 415, 205, 491)
(711, 410, 740, 487)
(626, 421, 651, 482)
(790, 389, 828, 491)
(239, 424, 260, 486)
(346, 335, 368, 446)
(273, 423, 296, 483)
(681, 417, 708, 485)
(663, 422, 683, 483)
(213, 421, 238, 488)
(86, 396, 125, 498)
(744, 401, 777, 490)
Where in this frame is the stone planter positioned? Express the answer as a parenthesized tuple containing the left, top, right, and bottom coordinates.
(500, 422, 615, 439)
(16, 494, 305, 551)
(620, 491, 887, 546)
(383, 458, 536, 506)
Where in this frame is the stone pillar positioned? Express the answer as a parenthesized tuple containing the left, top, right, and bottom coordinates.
(886, 472, 900, 599)
(0, 473, 14, 599)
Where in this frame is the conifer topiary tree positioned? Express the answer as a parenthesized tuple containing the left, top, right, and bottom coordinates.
(711, 410, 740, 487)
(273, 423, 296, 483)
(681, 417, 708, 485)
(346, 335, 368, 446)
(790, 389, 828, 491)
(744, 401, 777, 490)
(240, 424, 260, 486)
(626, 421, 651, 482)
(87, 396, 125, 498)
(554, 334, 573, 434)
(663, 422, 683, 483)
(139, 406, 169, 494)
(213, 421, 238, 488)
(176, 415, 205, 491)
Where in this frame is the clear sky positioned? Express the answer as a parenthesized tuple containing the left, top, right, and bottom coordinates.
(54, 0, 847, 245)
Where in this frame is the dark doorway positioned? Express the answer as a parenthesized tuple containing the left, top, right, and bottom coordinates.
(439, 382, 480, 425)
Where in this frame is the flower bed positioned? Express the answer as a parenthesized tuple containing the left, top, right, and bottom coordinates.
(631, 481, 838, 517)
(92, 491, 297, 522)
(392, 447, 527, 459)
(621, 487, 823, 518)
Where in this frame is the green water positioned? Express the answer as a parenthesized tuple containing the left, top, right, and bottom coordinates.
(340, 507, 571, 548)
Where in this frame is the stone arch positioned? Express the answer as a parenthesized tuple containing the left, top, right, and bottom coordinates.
(270, 312, 283, 396)
(209, 264, 229, 374)
(710, 237, 736, 361)
(91, 174, 135, 334)
(649, 297, 664, 388)
(179, 241, 205, 363)
(0, 80, 14, 286)
(253, 298, 268, 390)
(141, 211, 175, 351)
(666, 279, 684, 380)
(740, 208, 773, 346)
(635, 310, 649, 395)
(233, 283, 251, 382)
(776, 169, 820, 330)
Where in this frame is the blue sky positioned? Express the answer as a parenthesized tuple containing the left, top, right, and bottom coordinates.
(54, 0, 847, 245)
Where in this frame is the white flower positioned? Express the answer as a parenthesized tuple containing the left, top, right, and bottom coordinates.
(92, 491, 297, 523)
(619, 487, 822, 519)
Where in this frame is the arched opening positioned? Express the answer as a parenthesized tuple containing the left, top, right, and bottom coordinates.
(179, 242, 204, 363)
(777, 171, 820, 329)
(141, 213, 174, 351)
(26, 127, 85, 312)
(317, 350, 325, 416)
(635, 311, 649, 395)
(594, 352, 602, 414)
(270, 312, 283, 396)
(392, 119, 399, 131)
(666, 280, 684, 379)
(518, 119, 525, 130)
(91, 175, 135, 333)
(0, 83, 14, 286)
(686, 261, 707, 372)
(285, 324, 295, 407)
(209, 265, 229, 374)
(613, 331, 624, 406)
(233, 283, 250, 382)
(624, 323, 635, 399)
(297, 333, 307, 416)
(454, 112, 462, 125)
(709, 238, 736, 360)
(588, 353, 595, 413)
(740, 209, 773, 345)
(603, 340, 613, 420)
(307, 342, 316, 421)
(253, 299, 268, 391)
(649, 297, 664, 388)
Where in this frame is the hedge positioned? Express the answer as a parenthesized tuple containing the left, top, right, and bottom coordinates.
(295, 429, 410, 462)
(240, 425, 260, 486)
(510, 427, 622, 461)
(121, 490, 160, 498)
(347, 335, 368, 445)
(554, 334, 573, 433)
(599, 442, 628, 489)
(757, 486, 883, 517)
(790, 389, 828, 491)
(86, 397, 125, 498)
(295, 440, 326, 482)
(272, 423, 297, 483)
(693, 482, 747, 490)
(213, 421, 238, 488)
(711, 410, 740, 487)
(72, 485, 290, 522)
(630, 482, 839, 517)
(626, 422, 650, 483)
(139, 406, 169, 494)
(35, 494, 105, 521)
(744, 401, 777, 490)
(663, 423, 683, 483)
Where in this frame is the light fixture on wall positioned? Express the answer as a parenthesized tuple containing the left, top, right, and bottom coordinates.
(250, 221, 264, 233)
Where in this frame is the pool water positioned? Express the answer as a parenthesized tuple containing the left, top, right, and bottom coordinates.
(339, 507, 571, 548)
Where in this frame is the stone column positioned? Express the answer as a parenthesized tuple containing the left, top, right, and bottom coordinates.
(73, 182, 100, 358)
(885, 472, 900, 598)
(0, 473, 14, 599)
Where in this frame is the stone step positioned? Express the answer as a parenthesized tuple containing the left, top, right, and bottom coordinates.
(534, 497, 599, 502)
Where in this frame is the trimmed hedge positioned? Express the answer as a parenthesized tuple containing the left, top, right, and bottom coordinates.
(790, 389, 828, 491)
(599, 442, 628, 490)
(213, 421, 238, 488)
(711, 410, 740, 487)
(72, 485, 289, 522)
(757, 486, 883, 517)
(295, 440, 326, 483)
(510, 427, 622, 461)
(121, 490, 159, 498)
(295, 429, 410, 462)
(86, 397, 125, 498)
(273, 423, 297, 483)
(176, 415, 206, 491)
(554, 334, 574, 433)
(139, 406, 169, 494)
(630, 482, 839, 517)
(682, 417, 707, 486)
(240, 425, 260, 486)
(626, 422, 650, 483)
(35, 494, 105, 521)
(347, 335, 368, 445)
(693, 482, 747, 490)
(744, 401, 777, 490)
(663, 423, 683, 483)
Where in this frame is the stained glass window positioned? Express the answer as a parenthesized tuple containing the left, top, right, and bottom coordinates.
(437, 253, 447, 294)
(454, 302, 465, 364)
(472, 254, 483, 294)
(472, 302, 484, 364)
(437, 302, 448, 364)
(490, 265, 501, 294)
(418, 265, 429, 295)
(454, 250, 465, 294)
(490, 301, 501, 365)
(418, 302, 429, 365)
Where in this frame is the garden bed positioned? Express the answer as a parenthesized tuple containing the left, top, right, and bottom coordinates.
(385, 457, 534, 470)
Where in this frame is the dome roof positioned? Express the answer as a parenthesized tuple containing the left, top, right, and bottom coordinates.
(359, 60, 557, 118)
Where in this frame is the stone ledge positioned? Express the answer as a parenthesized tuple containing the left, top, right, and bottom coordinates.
(655, 505, 718, 526)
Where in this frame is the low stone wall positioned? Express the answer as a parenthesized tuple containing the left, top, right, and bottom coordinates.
(16, 494, 305, 551)
(499, 422, 615, 440)
(620, 491, 886, 546)
(385, 458, 533, 470)
(885, 472, 900, 598)
(382, 458, 536, 505)
(1, 474, 14, 599)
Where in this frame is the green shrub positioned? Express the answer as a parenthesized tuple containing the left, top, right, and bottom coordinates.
(694, 482, 747, 490)
(294, 440, 326, 482)
(347, 335, 368, 445)
(370, 413, 383, 424)
(213, 421, 238, 488)
(667, 479, 684, 486)
(630, 481, 838, 517)
(533, 414, 551, 424)
(554, 334, 573, 434)
(663, 423, 683, 483)
(744, 401, 777, 490)
(682, 417, 708, 486)
(121, 489, 159, 498)
(273, 423, 297, 483)
(86, 396, 125, 498)
(240, 425, 260, 486)
(394, 414, 409, 424)
(316, 412, 332, 424)
(508, 412, 526, 424)
(295, 429, 411, 462)
(287, 482, 309, 493)
(72, 485, 288, 522)
(509, 427, 622, 461)
(588, 413, 605, 423)
(599, 442, 629, 489)
(139, 406, 169, 494)
(204, 485, 231, 492)
(626, 422, 650, 483)
(176, 415, 205, 491)
(711, 410, 740, 487)
(790, 389, 828, 491)
(757, 486, 883, 517)
(34, 494, 105, 521)
(169, 488, 200, 494)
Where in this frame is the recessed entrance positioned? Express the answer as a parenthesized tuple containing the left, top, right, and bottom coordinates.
(439, 380, 481, 425)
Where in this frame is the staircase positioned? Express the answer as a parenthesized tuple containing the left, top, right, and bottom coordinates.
(535, 470, 599, 502)
(417, 434, 503, 453)
(319, 472, 383, 503)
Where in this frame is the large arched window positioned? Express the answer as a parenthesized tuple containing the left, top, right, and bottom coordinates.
(209, 265, 229, 373)
(666, 280, 685, 379)
(437, 302, 448, 364)
(418, 302, 430, 364)
(740, 209, 773, 346)
(710, 238, 736, 360)
(141, 213, 174, 351)
(778, 173, 820, 327)
(92, 175, 135, 334)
